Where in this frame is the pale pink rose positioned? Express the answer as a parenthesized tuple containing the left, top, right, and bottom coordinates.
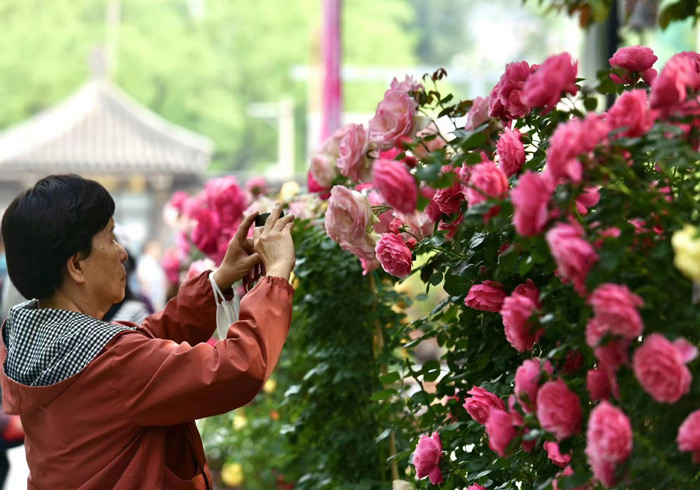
(395, 211, 434, 240)
(501, 294, 543, 352)
(412, 432, 443, 485)
(325, 186, 372, 244)
(489, 61, 535, 121)
(545, 114, 610, 184)
(586, 401, 632, 488)
(650, 52, 700, 112)
(463, 386, 506, 424)
(511, 171, 553, 236)
(191, 208, 221, 256)
(486, 408, 517, 457)
(677, 410, 700, 463)
(609, 46, 658, 84)
(161, 248, 183, 284)
(466, 158, 509, 207)
(245, 177, 268, 197)
(589, 283, 644, 339)
(375, 233, 413, 278)
(587, 368, 613, 401)
(544, 441, 572, 468)
(366, 190, 392, 234)
(465, 96, 490, 130)
(465, 281, 506, 312)
(607, 90, 655, 138)
(359, 256, 380, 276)
(633, 334, 696, 403)
(169, 191, 189, 213)
(523, 53, 579, 111)
(343, 234, 378, 263)
(575, 187, 600, 215)
(186, 258, 216, 281)
(536, 379, 582, 440)
(337, 123, 371, 182)
(546, 222, 598, 295)
(390, 75, 423, 94)
(310, 153, 339, 188)
(413, 123, 447, 160)
(514, 358, 553, 413)
(373, 159, 418, 214)
(369, 89, 416, 149)
(205, 176, 246, 230)
(497, 127, 526, 177)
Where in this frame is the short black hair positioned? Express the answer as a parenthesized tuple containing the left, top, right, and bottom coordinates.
(1, 174, 115, 300)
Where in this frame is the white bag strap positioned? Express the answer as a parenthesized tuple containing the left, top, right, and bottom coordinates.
(208, 271, 241, 341)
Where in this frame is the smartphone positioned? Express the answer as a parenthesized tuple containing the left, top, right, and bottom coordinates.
(254, 210, 284, 227)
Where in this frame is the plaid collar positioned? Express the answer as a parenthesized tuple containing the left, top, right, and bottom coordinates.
(3, 300, 135, 387)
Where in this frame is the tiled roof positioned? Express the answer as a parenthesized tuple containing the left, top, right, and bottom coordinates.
(0, 81, 212, 175)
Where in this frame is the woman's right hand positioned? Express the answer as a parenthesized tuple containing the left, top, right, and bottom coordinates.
(253, 203, 296, 280)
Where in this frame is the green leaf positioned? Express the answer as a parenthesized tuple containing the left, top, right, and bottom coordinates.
(561, 472, 591, 489)
(370, 389, 397, 401)
(379, 371, 401, 384)
(443, 273, 470, 296)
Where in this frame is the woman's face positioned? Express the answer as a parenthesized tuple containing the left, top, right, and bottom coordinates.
(80, 217, 128, 309)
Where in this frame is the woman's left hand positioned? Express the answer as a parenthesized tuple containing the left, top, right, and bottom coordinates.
(212, 213, 261, 290)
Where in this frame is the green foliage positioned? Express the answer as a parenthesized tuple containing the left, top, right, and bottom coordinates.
(202, 220, 409, 489)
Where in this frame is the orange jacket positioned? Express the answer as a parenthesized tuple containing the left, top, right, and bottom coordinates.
(1, 273, 294, 489)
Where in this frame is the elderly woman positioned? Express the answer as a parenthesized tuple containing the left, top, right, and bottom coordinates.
(0, 174, 296, 489)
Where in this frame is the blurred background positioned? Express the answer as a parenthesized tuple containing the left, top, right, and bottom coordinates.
(0, 0, 699, 487)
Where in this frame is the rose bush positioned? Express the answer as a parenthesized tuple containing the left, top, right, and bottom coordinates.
(309, 46, 700, 489)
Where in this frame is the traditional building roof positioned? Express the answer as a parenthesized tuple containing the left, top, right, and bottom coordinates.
(0, 80, 212, 176)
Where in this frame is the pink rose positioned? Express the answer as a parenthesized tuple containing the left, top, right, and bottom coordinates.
(191, 208, 221, 256)
(438, 213, 463, 241)
(466, 158, 509, 207)
(182, 194, 206, 219)
(677, 410, 700, 463)
(412, 432, 443, 485)
(395, 210, 434, 240)
(205, 177, 246, 231)
(650, 53, 700, 112)
(485, 408, 517, 457)
(501, 294, 543, 352)
(607, 89, 655, 138)
(336, 123, 371, 182)
(468, 485, 487, 490)
(169, 191, 189, 213)
(562, 350, 584, 375)
(536, 379, 582, 440)
(587, 368, 613, 401)
(325, 186, 377, 261)
(523, 53, 579, 111)
(390, 75, 423, 94)
(489, 61, 535, 121)
(186, 258, 216, 281)
(310, 153, 338, 188)
(553, 466, 591, 490)
(633, 334, 696, 403)
(514, 358, 553, 413)
(465, 96, 490, 130)
(375, 233, 413, 278)
(497, 127, 526, 177)
(413, 123, 447, 160)
(545, 114, 610, 184)
(575, 187, 600, 215)
(464, 281, 506, 312)
(463, 386, 505, 424)
(369, 89, 416, 149)
(589, 283, 644, 339)
(609, 46, 658, 84)
(546, 222, 598, 295)
(373, 159, 417, 214)
(586, 401, 632, 487)
(512, 279, 540, 307)
(544, 441, 572, 468)
(511, 171, 553, 236)
(245, 177, 268, 197)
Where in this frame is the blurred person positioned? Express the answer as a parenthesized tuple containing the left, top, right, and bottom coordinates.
(0, 175, 296, 489)
(136, 241, 167, 310)
(102, 252, 153, 324)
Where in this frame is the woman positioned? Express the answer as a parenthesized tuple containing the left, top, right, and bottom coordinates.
(0, 174, 296, 489)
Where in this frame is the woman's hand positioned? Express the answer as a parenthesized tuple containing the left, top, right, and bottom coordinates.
(212, 212, 261, 290)
(254, 204, 296, 280)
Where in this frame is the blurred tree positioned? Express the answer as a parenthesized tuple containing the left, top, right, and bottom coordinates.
(0, 0, 417, 172)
